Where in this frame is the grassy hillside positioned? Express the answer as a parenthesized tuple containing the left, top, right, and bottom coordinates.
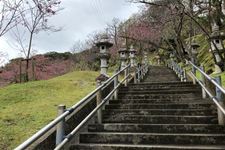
(195, 34, 215, 72)
(183, 34, 225, 86)
(0, 71, 99, 149)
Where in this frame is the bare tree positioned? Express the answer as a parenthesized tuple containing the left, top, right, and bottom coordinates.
(0, 0, 23, 37)
(70, 40, 86, 53)
(0, 51, 8, 66)
(107, 18, 120, 48)
(12, 0, 61, 81)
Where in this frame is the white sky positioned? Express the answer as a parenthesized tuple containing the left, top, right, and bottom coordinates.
(0, 0, 142, 62)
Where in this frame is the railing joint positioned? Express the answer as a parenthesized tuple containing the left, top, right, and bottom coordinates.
(67, 108, 74, 113)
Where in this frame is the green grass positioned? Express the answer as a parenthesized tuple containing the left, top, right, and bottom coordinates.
(0, 71, 99, 149)
(195, 34, 215, 72)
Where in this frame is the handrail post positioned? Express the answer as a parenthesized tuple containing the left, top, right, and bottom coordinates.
(124, 67, 128, 87)
(134, 69, 137, 84)
(143, 66, 145, 79)
(142, 66, 145, 77)
(183, 69, 187, 82)
(141, 65, 144, 80)
(191, 65, 197, 84)
(192, 65, 196, 76)
(176, 63, 180, 75)
(200, 65, 207, 99)
(192, 62, 197, 78)
(137, 67, 141, 83)
(56, 105, 66, 146)
(180, 68, 183, 81)
(172, 61, 175, 71)
(96, 80, 102, 124)
(139, 66, 142, 81)
(215, 76, 225, 125)
(114, 71, 118, 100)
(178, 65, 181, 79)
(180, 69, 184, 82)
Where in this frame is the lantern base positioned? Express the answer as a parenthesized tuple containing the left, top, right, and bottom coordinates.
(96, 73, 109, 82)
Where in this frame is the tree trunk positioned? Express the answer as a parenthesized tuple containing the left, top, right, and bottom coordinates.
(25, 31, 34, 82)
(19, 60, 22, 83)
(25, 59, 29, 82)
(32, 58, 35, 81)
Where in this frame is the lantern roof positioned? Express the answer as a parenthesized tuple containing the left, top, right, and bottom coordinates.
(118, 48, 128, 53)
(210, 24, 225, 40)
(129, 45, 137, 53)
(191, 42, 200, 49)
(96, 34, 113, 48)
(118, 42, 128, 53)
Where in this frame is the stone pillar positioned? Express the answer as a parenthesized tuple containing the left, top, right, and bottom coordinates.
(144, 51, 148, 66)
(210, 24, 225, 73)
(190, 42, 200, 74)
(95, 34, 113, 123)
(96, 80, 102, 124)
(118, 43, 128, 70)
(129, 45, 137, 67)
(96, 34, 113, 76)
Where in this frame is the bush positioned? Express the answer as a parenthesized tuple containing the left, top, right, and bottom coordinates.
(44, 52, 73, 60)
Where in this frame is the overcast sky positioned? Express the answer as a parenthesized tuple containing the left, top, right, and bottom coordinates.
(0, 0, 141, 62)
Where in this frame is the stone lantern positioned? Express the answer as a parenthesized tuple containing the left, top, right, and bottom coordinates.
(191, 42, 200, 65)
(129, 45, 137, 67)
(95, 34, 113, 80)
(155, 55, 161, 65)
(210, 24, 225, 73)
(190, 42, 200, 74)
(144, 51, 148, 65)
(118, 43, 129, 70)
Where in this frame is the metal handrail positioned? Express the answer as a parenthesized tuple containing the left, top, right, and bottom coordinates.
(190, 72, 225, 115)
(15, 64, 131, 150)
(188, 60, 225, 94)
(54, 73, 131, 150)
(167, 60, 185, 81)
(169, 60, 225, 116)
(15, 63, 148, 150)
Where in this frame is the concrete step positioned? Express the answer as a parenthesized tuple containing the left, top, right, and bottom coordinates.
(147, 70, 175, 73)
(120, 94, 201, 99)
(118, 89, 202, 95)
(120, 84, 200, 89)
(88, 124, 225, 134)
(112, 97, 208, 101)
(119, 86, 201, 91)
(128, 81, 193, 86)
(143, 72, 179, 81)
(79, 132, 225, 145)
(147, 72, 175, 75)
(143, 78, 179, 83)
(108, 99, 211, 104)
(70, 144, 225, 150)
(103, 109, 217, 116)
(105, 103, 215, 109)
(146, 72, 177, 76)
(103, 115, 218, 124)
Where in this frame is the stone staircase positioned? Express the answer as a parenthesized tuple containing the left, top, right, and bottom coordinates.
(71, 66, 225, 150)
